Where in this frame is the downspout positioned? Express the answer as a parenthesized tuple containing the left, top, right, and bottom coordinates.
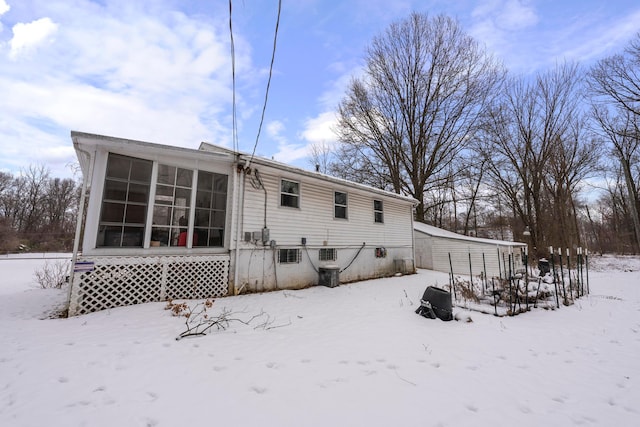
(67, 146, 95, 314)
(233, 157, 246, 295)
(410, 204, 416, 273)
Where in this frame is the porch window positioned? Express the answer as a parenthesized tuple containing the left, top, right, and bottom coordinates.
(97, 153, 228, 249)
(150, 165, 193, 247)
(280, 179, 299, 208)
(374, 199, 384, 223)
(194, 171, 228, 247)
(97, 154, 152, 247)
(334, 191, 348, 219)
(278, 248, 301, 264)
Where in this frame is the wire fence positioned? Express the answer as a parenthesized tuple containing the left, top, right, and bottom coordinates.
(444, 247, 590, 317)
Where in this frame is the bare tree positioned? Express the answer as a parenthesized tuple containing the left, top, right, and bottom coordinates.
(591, 108, 640, 251)
(46, 177, 79, 237)
(480, 63, 589, 256)
(0, 167, 80, 252)
(308, 140, 335, 174)
(588, 33, 640, 117)
(588, 34, 640, 252)
(18, 165, 50, 234)
(333, 13, 504, 221)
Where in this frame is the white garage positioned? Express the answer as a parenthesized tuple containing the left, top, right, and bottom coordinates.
(414, 222, 527, 279)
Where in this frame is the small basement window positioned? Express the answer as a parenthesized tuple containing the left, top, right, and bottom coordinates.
(375, 247, 387, 258)
(319, 248, 337, 261)
(278, 248, 301, 264)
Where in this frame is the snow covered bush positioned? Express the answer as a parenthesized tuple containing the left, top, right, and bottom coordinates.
(33, 260, 69, 289)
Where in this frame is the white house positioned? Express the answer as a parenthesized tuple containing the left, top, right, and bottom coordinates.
(67, 132, 417, 315)
(413, 221, 527, 279)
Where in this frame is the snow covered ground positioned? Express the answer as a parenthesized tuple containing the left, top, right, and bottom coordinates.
(1, 254, 639, 427)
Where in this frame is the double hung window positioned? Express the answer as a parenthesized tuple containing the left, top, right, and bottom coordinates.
(280, 179, 299, 208)
(374, 200, 384, 223)
(334, 191, 348, 219)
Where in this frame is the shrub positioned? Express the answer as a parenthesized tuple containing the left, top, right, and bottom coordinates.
(34, 260, 70, 289)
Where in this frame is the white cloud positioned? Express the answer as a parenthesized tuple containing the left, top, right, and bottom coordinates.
(0, 0, 9, 16)
(0, 1, 259, 177)
(300, 111, 338, 145)
(266, 120, 287, 144)
(558, 9, 640, 64)
(497, 0, 538, 31)
(471, 0, 537, 31)
(272, 142, 310, 164)
(9, 17, 58, 59)
(468, 0, 539, 71)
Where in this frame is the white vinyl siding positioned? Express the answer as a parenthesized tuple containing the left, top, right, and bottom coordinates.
(242, 167, 413, 248)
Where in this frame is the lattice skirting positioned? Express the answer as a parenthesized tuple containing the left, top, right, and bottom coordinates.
(68, 255, 230, 316)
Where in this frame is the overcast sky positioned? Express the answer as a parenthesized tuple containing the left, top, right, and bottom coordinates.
(1, 0, 639, 179)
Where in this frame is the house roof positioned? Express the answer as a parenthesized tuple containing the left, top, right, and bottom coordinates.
(71, 131, 232, 176)
(70, 131, 418, 206)
(199, 142, 419, 205)
(413, 221, 526, 247)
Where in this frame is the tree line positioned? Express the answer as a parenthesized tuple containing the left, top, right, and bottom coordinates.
(0, 165, 79, 253)
(3, 13, 638, 257)
(313, 12, 640, 257)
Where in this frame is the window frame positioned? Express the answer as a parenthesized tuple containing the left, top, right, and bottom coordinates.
(319, 248, 337, 262)
(193, 170, 228, 248)
(278, 248, 301, 264)
(280, 179, 300, 208)
(97, 153, 153, 248)
(95, 152, 229, 251)
(150, 164, 194, 248)
(374, 199, 384, 223)
(334, 191, 348, 220)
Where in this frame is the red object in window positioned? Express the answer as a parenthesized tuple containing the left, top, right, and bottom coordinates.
(178, 232, 198, 246)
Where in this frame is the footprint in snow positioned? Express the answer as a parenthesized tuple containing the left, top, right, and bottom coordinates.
(251, 386, 267, 394)
(518, 404, 532, 414)
(58, 377, 69, 383)
(465, 404, 478, 412)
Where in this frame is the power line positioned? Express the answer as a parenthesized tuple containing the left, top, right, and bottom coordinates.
(248, 0, 282, 166)
(229, 0, 238, 152)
